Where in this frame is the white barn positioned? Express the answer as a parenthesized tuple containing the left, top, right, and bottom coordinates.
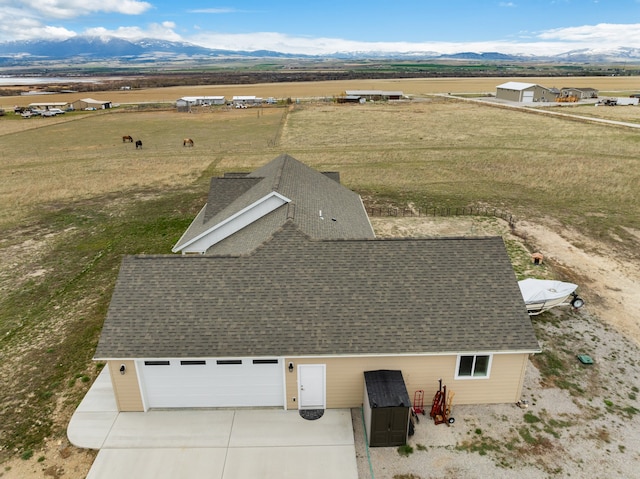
(176, 96, 226, 111)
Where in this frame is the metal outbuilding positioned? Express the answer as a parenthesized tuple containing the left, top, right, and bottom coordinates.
(496, 82, 558, 103)
(71, 98, 112, 110)
(344, 90, 404, 101)
(176, 96, 226, 110)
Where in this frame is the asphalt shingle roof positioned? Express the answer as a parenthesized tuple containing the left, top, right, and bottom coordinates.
(95, 222, 540, 360)
(172, 154, 374, 254)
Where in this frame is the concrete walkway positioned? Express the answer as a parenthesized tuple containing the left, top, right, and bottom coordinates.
(68, 366, 358, 479)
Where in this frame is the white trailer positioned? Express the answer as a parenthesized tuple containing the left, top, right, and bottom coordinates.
(616, 97, 639, 106)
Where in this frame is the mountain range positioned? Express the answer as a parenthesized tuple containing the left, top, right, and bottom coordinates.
(2, 36, 640, 64)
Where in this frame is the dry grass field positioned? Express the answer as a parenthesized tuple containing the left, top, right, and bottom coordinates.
(1, 77, 640, 477)
(0, 107, 286, 228)
(1, 92, 639, 258)
(540, 101, 640, 124)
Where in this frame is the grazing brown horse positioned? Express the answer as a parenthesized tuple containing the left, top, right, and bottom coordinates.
(183, 138, 194, 147)
(122, 135, 133, 143)
(135, 140, 142, 149)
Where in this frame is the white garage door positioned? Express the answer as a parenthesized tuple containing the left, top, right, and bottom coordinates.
(522, 91, 534, 103)
(138, 358, 284, 408)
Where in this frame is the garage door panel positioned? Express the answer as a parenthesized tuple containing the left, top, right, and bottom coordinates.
(139, 358, 284, 408)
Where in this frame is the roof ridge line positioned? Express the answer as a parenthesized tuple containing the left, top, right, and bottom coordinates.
(272, 153, 292, 191)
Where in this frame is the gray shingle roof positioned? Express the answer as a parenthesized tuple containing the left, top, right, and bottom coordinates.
(95, 222, 540, 360)
(172, 154, 374, 254)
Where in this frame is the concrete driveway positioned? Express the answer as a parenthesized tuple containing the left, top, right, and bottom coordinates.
(68, 366, 358, 479)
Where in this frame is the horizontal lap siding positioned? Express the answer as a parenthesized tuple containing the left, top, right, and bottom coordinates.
(285, 354, 529, 410)
(451, 353, 529, 404)
(108, 360, 144, 411)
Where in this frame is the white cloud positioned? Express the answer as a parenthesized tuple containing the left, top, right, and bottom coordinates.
(0, 0, 154, 42)
(538, 23, 640, 44)
(185, 23, 640, 56)
(14, 0, 152, 20)
(84, 23, 182, 42)
(0, 5, 75, 40)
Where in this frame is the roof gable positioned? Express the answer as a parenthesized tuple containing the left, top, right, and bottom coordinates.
(172, 154, 374, 254)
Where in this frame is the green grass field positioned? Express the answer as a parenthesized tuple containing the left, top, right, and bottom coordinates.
(1, 95, 639, 462)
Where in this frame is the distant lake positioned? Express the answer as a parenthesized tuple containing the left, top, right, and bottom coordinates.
(0, 76, 122, 86)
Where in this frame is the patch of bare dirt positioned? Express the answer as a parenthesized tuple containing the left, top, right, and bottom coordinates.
(0, 440, 95, 479)
(514, 219, 640, 347)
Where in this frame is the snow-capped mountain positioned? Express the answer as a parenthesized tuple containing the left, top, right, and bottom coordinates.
(0, 36, 305, 62)
(553, 47, 640, 62)
(1, 36, 640, 64)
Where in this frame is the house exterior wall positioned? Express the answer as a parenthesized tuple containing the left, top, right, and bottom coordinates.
(107, 353, 530, 412)
(284, 353, 530, 410)
(533, 85, 558, 102)
(561, 88, 598, 99)
(107, 360, 144, 411)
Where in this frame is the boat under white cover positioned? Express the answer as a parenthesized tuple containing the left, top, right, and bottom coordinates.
(518, 278, 584, 315)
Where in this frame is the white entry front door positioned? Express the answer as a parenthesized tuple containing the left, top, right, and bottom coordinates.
(298, 364, 325, 409)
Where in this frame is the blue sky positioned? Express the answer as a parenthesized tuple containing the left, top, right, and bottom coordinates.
(2, 0, 640, 55)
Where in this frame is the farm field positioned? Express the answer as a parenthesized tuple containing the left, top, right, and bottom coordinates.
(2, 75, 640, 109)
(1, 86, 640, 477)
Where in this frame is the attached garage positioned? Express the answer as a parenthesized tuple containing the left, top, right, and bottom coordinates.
(137, 358, 285, 408)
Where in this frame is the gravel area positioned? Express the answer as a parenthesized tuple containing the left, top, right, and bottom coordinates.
(352, 308, 640, 479)
(352, 217, 640, 479)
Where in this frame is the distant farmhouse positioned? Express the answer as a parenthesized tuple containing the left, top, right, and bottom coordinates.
(496, 82, 599, 103)
(559, 87, 599, 100)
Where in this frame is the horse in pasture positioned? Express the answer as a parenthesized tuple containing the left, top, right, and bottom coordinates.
(122, 135, 133, 143)
(135, 140, 143, 149)
(183, 138, 194, 147)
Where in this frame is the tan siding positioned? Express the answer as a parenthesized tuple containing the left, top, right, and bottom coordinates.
(108, 360, 144, 411)
(284, 354, 530, 410)
(451, 354, 529, 404)
(496, 88, 522, 102)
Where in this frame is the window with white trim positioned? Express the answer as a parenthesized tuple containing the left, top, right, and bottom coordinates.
(456, 354, 492, 379)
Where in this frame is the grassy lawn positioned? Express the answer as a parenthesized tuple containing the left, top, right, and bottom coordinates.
(0, 95, 639, 462)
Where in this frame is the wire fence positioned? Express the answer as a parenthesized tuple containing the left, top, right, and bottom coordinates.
(366, 206, 515, 226)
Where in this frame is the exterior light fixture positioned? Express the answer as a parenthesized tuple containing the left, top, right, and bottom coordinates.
(119, 364, 126, 375)
(288, 362, 294, 373)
